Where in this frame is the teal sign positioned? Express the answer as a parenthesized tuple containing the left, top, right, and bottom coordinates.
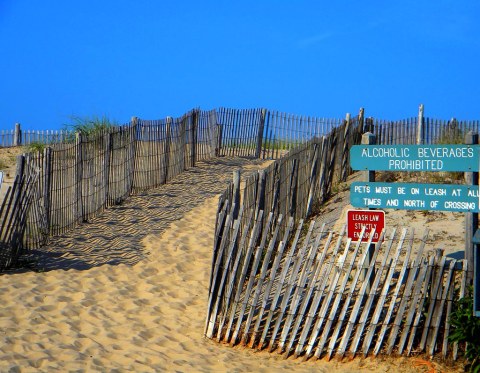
(350, 145, 480, 171)
(351, 182, 480, 212)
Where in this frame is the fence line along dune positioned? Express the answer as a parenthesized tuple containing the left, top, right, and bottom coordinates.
(0, 106, 475, 371)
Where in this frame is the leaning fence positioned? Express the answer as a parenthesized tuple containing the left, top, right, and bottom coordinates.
(205, 202, 467, 360)
(208, 106, 478, 361)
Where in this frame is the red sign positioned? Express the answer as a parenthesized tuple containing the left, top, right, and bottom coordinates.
(347, 209, 385, 243)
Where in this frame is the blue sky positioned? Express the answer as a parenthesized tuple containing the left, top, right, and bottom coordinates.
(0, 1, 479, 130)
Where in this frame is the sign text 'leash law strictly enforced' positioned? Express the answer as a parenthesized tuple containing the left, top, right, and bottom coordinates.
(351, 182, 480, 213)
(350, 145, 480, 172)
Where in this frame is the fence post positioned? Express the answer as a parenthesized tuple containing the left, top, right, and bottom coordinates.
(417, 104, 424, 145)
(358, 108, 365, 133)
(465, 131, 478, 285)
(129, 116, 138, 192)
(207, 110, 217, 158)
(43, 147, 52, 233)
(103, 132, 112, 207)
(13, 154, 26, 210)
(216, 113, 223, 157)
(13, 123, 21, 146)
(191, 110, 198, 167)
(232, 170, 241, 220)
(165, 117, 172, 182)
(289, 159, 298, 219)
(361, 132, 376, 292)
(74, 132, 85, 222)
(255, 169, 266, 220)
(256, 109, 267, 159)
(15, 153, 25, 180)
(341, 113, 351, 182)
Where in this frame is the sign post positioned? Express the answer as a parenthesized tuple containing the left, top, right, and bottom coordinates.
(361, 132, 377, 292)
(465, 132, 479, 290)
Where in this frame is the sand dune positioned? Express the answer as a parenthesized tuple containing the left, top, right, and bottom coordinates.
(0, 157, 463, 372)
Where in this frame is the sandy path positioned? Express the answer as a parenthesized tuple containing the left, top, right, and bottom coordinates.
(0, 158, 461, 372)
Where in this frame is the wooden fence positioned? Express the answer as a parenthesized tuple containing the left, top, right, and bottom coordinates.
(217, 113, 362, 240)
(0, 109, 220, 269)
(4, 106, 479, 152)
(1, 105, 479, 274)
(0, 124, 72, 147)
(0, 165, 40, 271)
(208, 107, 479, 361)
(373, 117, 480, 145)
(205, 204, 467, 360)
(215, 106, 480, 157)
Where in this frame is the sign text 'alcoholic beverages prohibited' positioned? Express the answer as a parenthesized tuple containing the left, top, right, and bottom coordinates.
(350, 144, 479, 172)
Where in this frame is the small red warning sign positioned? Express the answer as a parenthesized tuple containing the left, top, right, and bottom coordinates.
(347, 209, 385, 243)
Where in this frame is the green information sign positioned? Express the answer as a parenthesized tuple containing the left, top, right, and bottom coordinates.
(350, 145, 480, 171)
(351, 181, 480, 213)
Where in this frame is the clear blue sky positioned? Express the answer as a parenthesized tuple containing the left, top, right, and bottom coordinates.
(1, 1, 479, 130)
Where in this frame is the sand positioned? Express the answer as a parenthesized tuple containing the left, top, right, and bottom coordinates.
(0, 153, 465, 372)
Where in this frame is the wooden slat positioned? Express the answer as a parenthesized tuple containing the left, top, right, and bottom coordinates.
(308, 226, 366, 359)
(230, 212, 274, 345)
(384, 229, 429, 354)
(289, 226, 346, 357)
(442, 269, 456, 357)
(322, 228, 377, 360)
(267, 221, 319, 352)
(362, 228, 408, 356)
(453, 260, 467, 360)
(372, 229, 415, 356)
(428, 259, 456, 356)
(349, 228, 397, 356)
(223, 210, 264, 343)
(205, 203, 236, 337)
(216, 209, 254, 341)
(283, 229, 336, 356)
(406, 255, 436, 355)
(240, 214, 285, 345)
(396, 256, 429, 355)
(257, 219, 304, 350)
(418, 255, 447, 352)
(337, 229, 387, 358)
(248, 216, 294, 348)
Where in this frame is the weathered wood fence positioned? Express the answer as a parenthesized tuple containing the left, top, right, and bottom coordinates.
(206, 203, 467, 360)
(217, 113, 362, 240)
(0, 109, 220, 269)
(207, 105, 478, 361)
(0, 163, 40, 271)
(4, 106, 479, 153)
(0, 124, 72, 147)
(1, 105, 479, 274)
(215, 105, 480, 157)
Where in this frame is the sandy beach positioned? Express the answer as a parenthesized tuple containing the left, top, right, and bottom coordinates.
(0, 154, 465, 372)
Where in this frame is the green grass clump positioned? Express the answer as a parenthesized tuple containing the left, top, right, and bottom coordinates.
(25, 141, 46, 154)
(448, 286, 480, 372)
(64, 115, 116, 140)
